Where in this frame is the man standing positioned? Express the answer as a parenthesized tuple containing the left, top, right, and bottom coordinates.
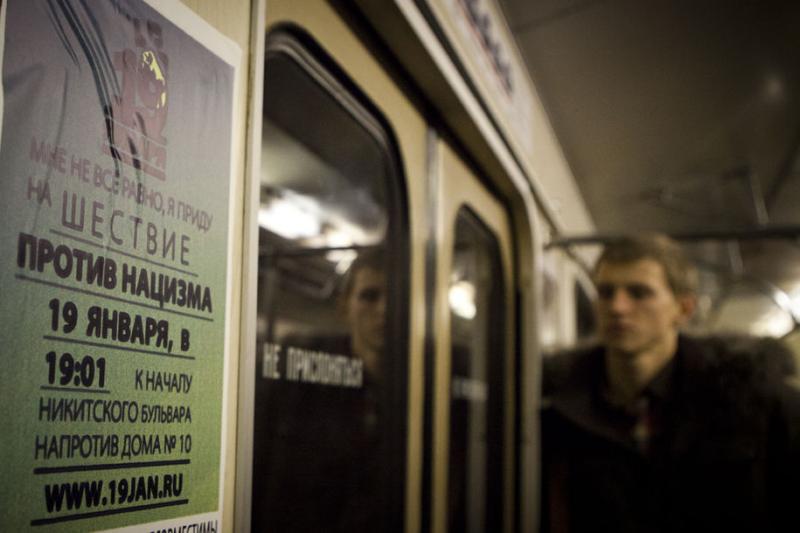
(541, 234, 799, 533)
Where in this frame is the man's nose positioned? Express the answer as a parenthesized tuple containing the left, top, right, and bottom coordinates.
(607, 288, 633, 313)
(375, 296, 387, 317)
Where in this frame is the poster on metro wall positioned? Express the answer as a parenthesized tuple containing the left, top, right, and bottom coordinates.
(0, 0, 240, 531)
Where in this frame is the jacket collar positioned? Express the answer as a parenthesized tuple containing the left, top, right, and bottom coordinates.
(546, 335, 763, 456)
(546, 337, 684, 447)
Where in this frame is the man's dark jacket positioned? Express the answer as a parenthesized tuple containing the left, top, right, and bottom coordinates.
(541, 335, 800, 533)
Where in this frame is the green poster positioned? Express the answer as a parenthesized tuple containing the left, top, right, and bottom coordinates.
(0, 1, 238, 531)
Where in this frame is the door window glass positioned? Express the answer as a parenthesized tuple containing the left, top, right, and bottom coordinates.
(575, 281, 596, 342)
(250, 31, 408, 533)
(448, 207, 505, 532)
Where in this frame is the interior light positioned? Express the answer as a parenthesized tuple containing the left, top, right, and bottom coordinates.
(331, 250, 358, 273)
(324, 227, 356, 267)
(789, 287, 800, 322)
(449, 280, 477, 320)
(325, 228, 353, 248)
(257, 197, 321, 240)
(750, 308, 794, 338)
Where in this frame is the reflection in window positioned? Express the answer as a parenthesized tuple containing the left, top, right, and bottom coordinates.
(575, 282, 596, 342)
(251, 32, 407, 533)
(448, 208, 504, 533)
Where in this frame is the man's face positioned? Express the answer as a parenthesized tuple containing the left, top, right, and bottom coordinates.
(594, 258, 689, 356)
(345, 267, 386, 354)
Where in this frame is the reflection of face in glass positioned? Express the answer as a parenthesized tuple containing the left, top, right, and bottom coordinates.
(344, 266, 386, 376)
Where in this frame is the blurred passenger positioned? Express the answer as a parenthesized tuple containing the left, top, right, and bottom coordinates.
(339, 249, 387, 383)
(541, 234, 800, 533)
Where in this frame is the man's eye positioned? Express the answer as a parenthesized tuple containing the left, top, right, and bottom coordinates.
(358, 288, 382, 303)
(597, 285, 614, 299)
(628, 286, 652, 299)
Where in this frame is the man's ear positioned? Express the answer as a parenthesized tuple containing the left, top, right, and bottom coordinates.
(675, 293, 697, 326)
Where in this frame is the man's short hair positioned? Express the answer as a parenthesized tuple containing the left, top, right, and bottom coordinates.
(339, 247, 385, 299)
(594, 233, 698, 295)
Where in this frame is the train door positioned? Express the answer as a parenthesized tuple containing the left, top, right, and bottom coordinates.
(237, 1, 429, 532)
(429, 141, 516, 533)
